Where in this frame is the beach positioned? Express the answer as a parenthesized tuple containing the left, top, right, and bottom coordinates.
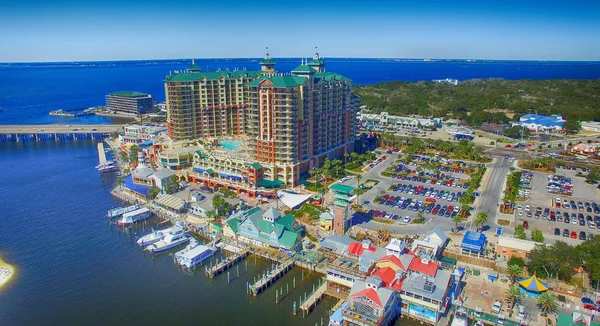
(0, 257, 15, 290)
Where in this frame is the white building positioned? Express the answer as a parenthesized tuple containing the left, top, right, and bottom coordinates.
(120, 124, 168, 144)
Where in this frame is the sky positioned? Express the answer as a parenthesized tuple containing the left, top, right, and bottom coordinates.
(0, 0, 599, 62)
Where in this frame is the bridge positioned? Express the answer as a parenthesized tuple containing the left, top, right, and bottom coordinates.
(0, 124, 125, 143)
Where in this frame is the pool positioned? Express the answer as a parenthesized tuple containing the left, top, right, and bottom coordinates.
(219, 141, 240, 151)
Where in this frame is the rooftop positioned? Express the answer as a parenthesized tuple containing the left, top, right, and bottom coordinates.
(109, 90, 149, 97)
(247, 75, 307, 88)
(497, 235, 540, 252)
(165, 70, 262, 82)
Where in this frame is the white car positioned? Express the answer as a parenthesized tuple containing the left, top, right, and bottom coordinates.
(403, 216, 411, 223)
(572, 218, 578, 225)
(525, 205, 531, 212)
(556, 197, 561, 203)
(492, 300, 503, 313)
(518, 210, 523, 216)
(517, 204, 522, 210)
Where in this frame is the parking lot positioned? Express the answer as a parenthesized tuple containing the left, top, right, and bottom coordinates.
(514, 168, 600, 243)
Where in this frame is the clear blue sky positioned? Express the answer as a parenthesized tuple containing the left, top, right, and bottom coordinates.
(1, 0, 599, 62)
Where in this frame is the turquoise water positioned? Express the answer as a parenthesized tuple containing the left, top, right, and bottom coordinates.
(219, 141, 241, 150)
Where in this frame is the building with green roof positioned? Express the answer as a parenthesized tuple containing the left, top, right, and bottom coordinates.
(166, 52, 358, 188)
(329, 183, 356, 236)
(106, 90, 153, 115)
(231, 206, 303, 251)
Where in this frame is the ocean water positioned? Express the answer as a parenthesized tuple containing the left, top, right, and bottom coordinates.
(0, 141, 335, 325)
(1, 58, 599, 125)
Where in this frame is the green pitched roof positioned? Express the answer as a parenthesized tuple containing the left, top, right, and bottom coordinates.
(291, 64, 316, 74)
(256, 178, 285, 188)
(279, 230, 299, 249)
(258, 219, 274, 234)
(110, 90, 149, 97)
(246, 206, 262, 216)
(329, 183, 355, 194)
(244, 162, 263, 170)
(227, 219, 240, 233)
(195, 150, 209, 158)
(187, 64, 201, 72)
(314, 72, 352, 83)
(260, 58, 276, 65)
(308, 58, 325, 66)
(165, 70, 262, 83)
(247, 76, 307, 88)
(204, 169, 214, 175)
(274, 213, 300, 233)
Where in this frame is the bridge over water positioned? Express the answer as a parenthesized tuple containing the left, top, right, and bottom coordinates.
(0, 124, 125, 143)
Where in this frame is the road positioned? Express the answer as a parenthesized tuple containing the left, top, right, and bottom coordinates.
(478, 157, 514, 222)
(0, 124, 125, 134)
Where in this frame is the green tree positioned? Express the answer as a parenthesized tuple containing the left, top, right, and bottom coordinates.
(504, 126, 531, 140)
(586, 167, 600, 183)
(506, 284, 523, 308)
(508, 256, 526, 268)
(528, 241, 581, 281)
(537, 292, 559, 315)
(531, 228, 545, 243)
(128, 144, 140, 163)
(474, 211, 488, 231)
(120, 151, 129, 163)
(115, 176, 125, 186)
(452, 215, 462, 232)
(563, 119, 581, 134)
(169, 175, 181, 194)
(148, 186, 160, 199)
(514, 225, 527, 240)
(212, 194, 228, 217)
(507, 264, 524, 283)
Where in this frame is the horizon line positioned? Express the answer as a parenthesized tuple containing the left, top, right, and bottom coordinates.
(2, 57, 600, 64)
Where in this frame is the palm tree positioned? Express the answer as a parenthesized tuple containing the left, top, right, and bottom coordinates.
(474, 211, 488, 231)
(344, 153, 350, 164)
(452, 215, 462, 233)
(507, 264, 524, 284)
(355, 173, 362, 205)
(537, 292, 559, 316)
(506, 284, 522, 309)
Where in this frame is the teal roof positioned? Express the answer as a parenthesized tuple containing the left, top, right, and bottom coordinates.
(329, 183, 355, 194)
(187, 64, 201, 72)
(258, 219, 274, 234)
(194, 150, 209, 158)
(308, 58, 325, 66)
(165, 70, 262, 82)
(256, 178, 285, 188)
(279, 230, 299, 249)
(247, 76, 307, 88)
(244, 162, 263, 170)
(291, 64, 316, 74)
(227, 219, 240, 233)
(275, 213, 300, 232)
(314, 72, 352, 83)
(260, 58, 276, 65)
(110, 90, 149, 97)
(204, 169, 214, 175)
(246, 206, 262, 216)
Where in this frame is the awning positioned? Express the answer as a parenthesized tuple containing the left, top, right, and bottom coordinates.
(219, 173, 230, 178)
(231, 176, 242, 181)
(277, 190, 312, 209)
(193, 168, 205, 173)
(257, 179, 284, 188)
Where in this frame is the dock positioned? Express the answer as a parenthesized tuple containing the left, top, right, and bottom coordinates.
(250, 259, 294, 296)
(205, 248, 250, 278)
(97, 142, 108, 165)
(299, 278, 327, 313)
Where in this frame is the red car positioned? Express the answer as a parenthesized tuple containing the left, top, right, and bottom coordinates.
(571, 231, 577, 239)
(505, 144, 512, 148)
(426, 198, 437, 203)
(523, 221, 529, 229)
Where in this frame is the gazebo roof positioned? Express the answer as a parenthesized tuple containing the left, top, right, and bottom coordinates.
(518, 273, 549, 292)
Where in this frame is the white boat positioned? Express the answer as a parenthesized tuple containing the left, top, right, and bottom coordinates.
(451, 307, 469, 326)
(117, 207, 151, 226)
(107, 205, 138, 219)
(175, 238, 217, 268)
(145, 227, 189, 253)
(136, 225, 176, 247)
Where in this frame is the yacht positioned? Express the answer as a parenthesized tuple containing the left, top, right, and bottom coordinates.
(107, 205, 138, 219)
(175, 239, 217, 268)
(145, 227, 189, 253)
(136, 225, 176, 247)
(117, 207, 151, 226)
(451, 307, 469, 326)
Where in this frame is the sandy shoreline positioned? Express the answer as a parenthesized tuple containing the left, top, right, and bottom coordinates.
(0, 257, 15, 291)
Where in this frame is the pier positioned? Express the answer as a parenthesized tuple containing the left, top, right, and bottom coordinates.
(205, 248, 250, 278)
(0, 124, 124, 143)
(97, 142, 108, 164)
(250, 259, 294, 296)
(299, 278, 327, 313)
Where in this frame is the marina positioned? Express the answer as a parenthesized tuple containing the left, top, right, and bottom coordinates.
(205, 248, 250, 278)
(250, 259, 294, 296)
(49, 108, 96, 117)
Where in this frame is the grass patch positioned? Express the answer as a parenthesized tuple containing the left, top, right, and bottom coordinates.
(412, 217, 426, 224)
(305, 233, 318, 242)
(305, 182, 326, 193)
(497, 219, 511, 226)
(372, 217, 395, 224)
(287, 203, 326, 222)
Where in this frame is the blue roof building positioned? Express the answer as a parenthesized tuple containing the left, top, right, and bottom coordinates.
(460, 231, 487, 255)
(512, 114, 565, 132)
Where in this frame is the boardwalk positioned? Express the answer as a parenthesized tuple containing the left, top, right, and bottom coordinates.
(0, 124, 124, 134)
(250, 259, 294, 296)
(205, 249, 250, 278)
(299, 279, 327, 312)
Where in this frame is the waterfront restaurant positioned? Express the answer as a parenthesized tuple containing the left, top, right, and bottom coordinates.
(342, 276, 401, 326)
(230, 207, 303, 252)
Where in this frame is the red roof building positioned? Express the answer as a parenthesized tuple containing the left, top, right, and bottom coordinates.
(346, 241, 377, 256)
(350, 288, 383, 308)
(408, 258, 438, 277)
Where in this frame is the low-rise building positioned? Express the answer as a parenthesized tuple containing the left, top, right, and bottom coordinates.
(106, 90, 153, 115)
(342, 276, 401, 326)
(320, 211, 334, 231)
(496, 236, 540, 261)
(411, 227, 449, 259)
(358, 112, 441, 130)
(232, 207, 303, 252)
(460, 231, 487, 257)
(512, 114, 565, 133)
(120, 124, 168, 146)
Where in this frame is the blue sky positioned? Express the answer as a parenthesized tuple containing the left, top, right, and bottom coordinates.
(1, 0, 599, 61)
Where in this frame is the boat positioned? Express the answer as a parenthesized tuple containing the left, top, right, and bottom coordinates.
(136, 225, 177, 247)
(95, 160, 115, 169)
(145, 227, 190, 253)
(98, 163, 118, 173)
(175, 238, 217, 268)
(107, 205, 138, 219)
(451, 307, 469, 326)
(117, 207, 151, 226)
